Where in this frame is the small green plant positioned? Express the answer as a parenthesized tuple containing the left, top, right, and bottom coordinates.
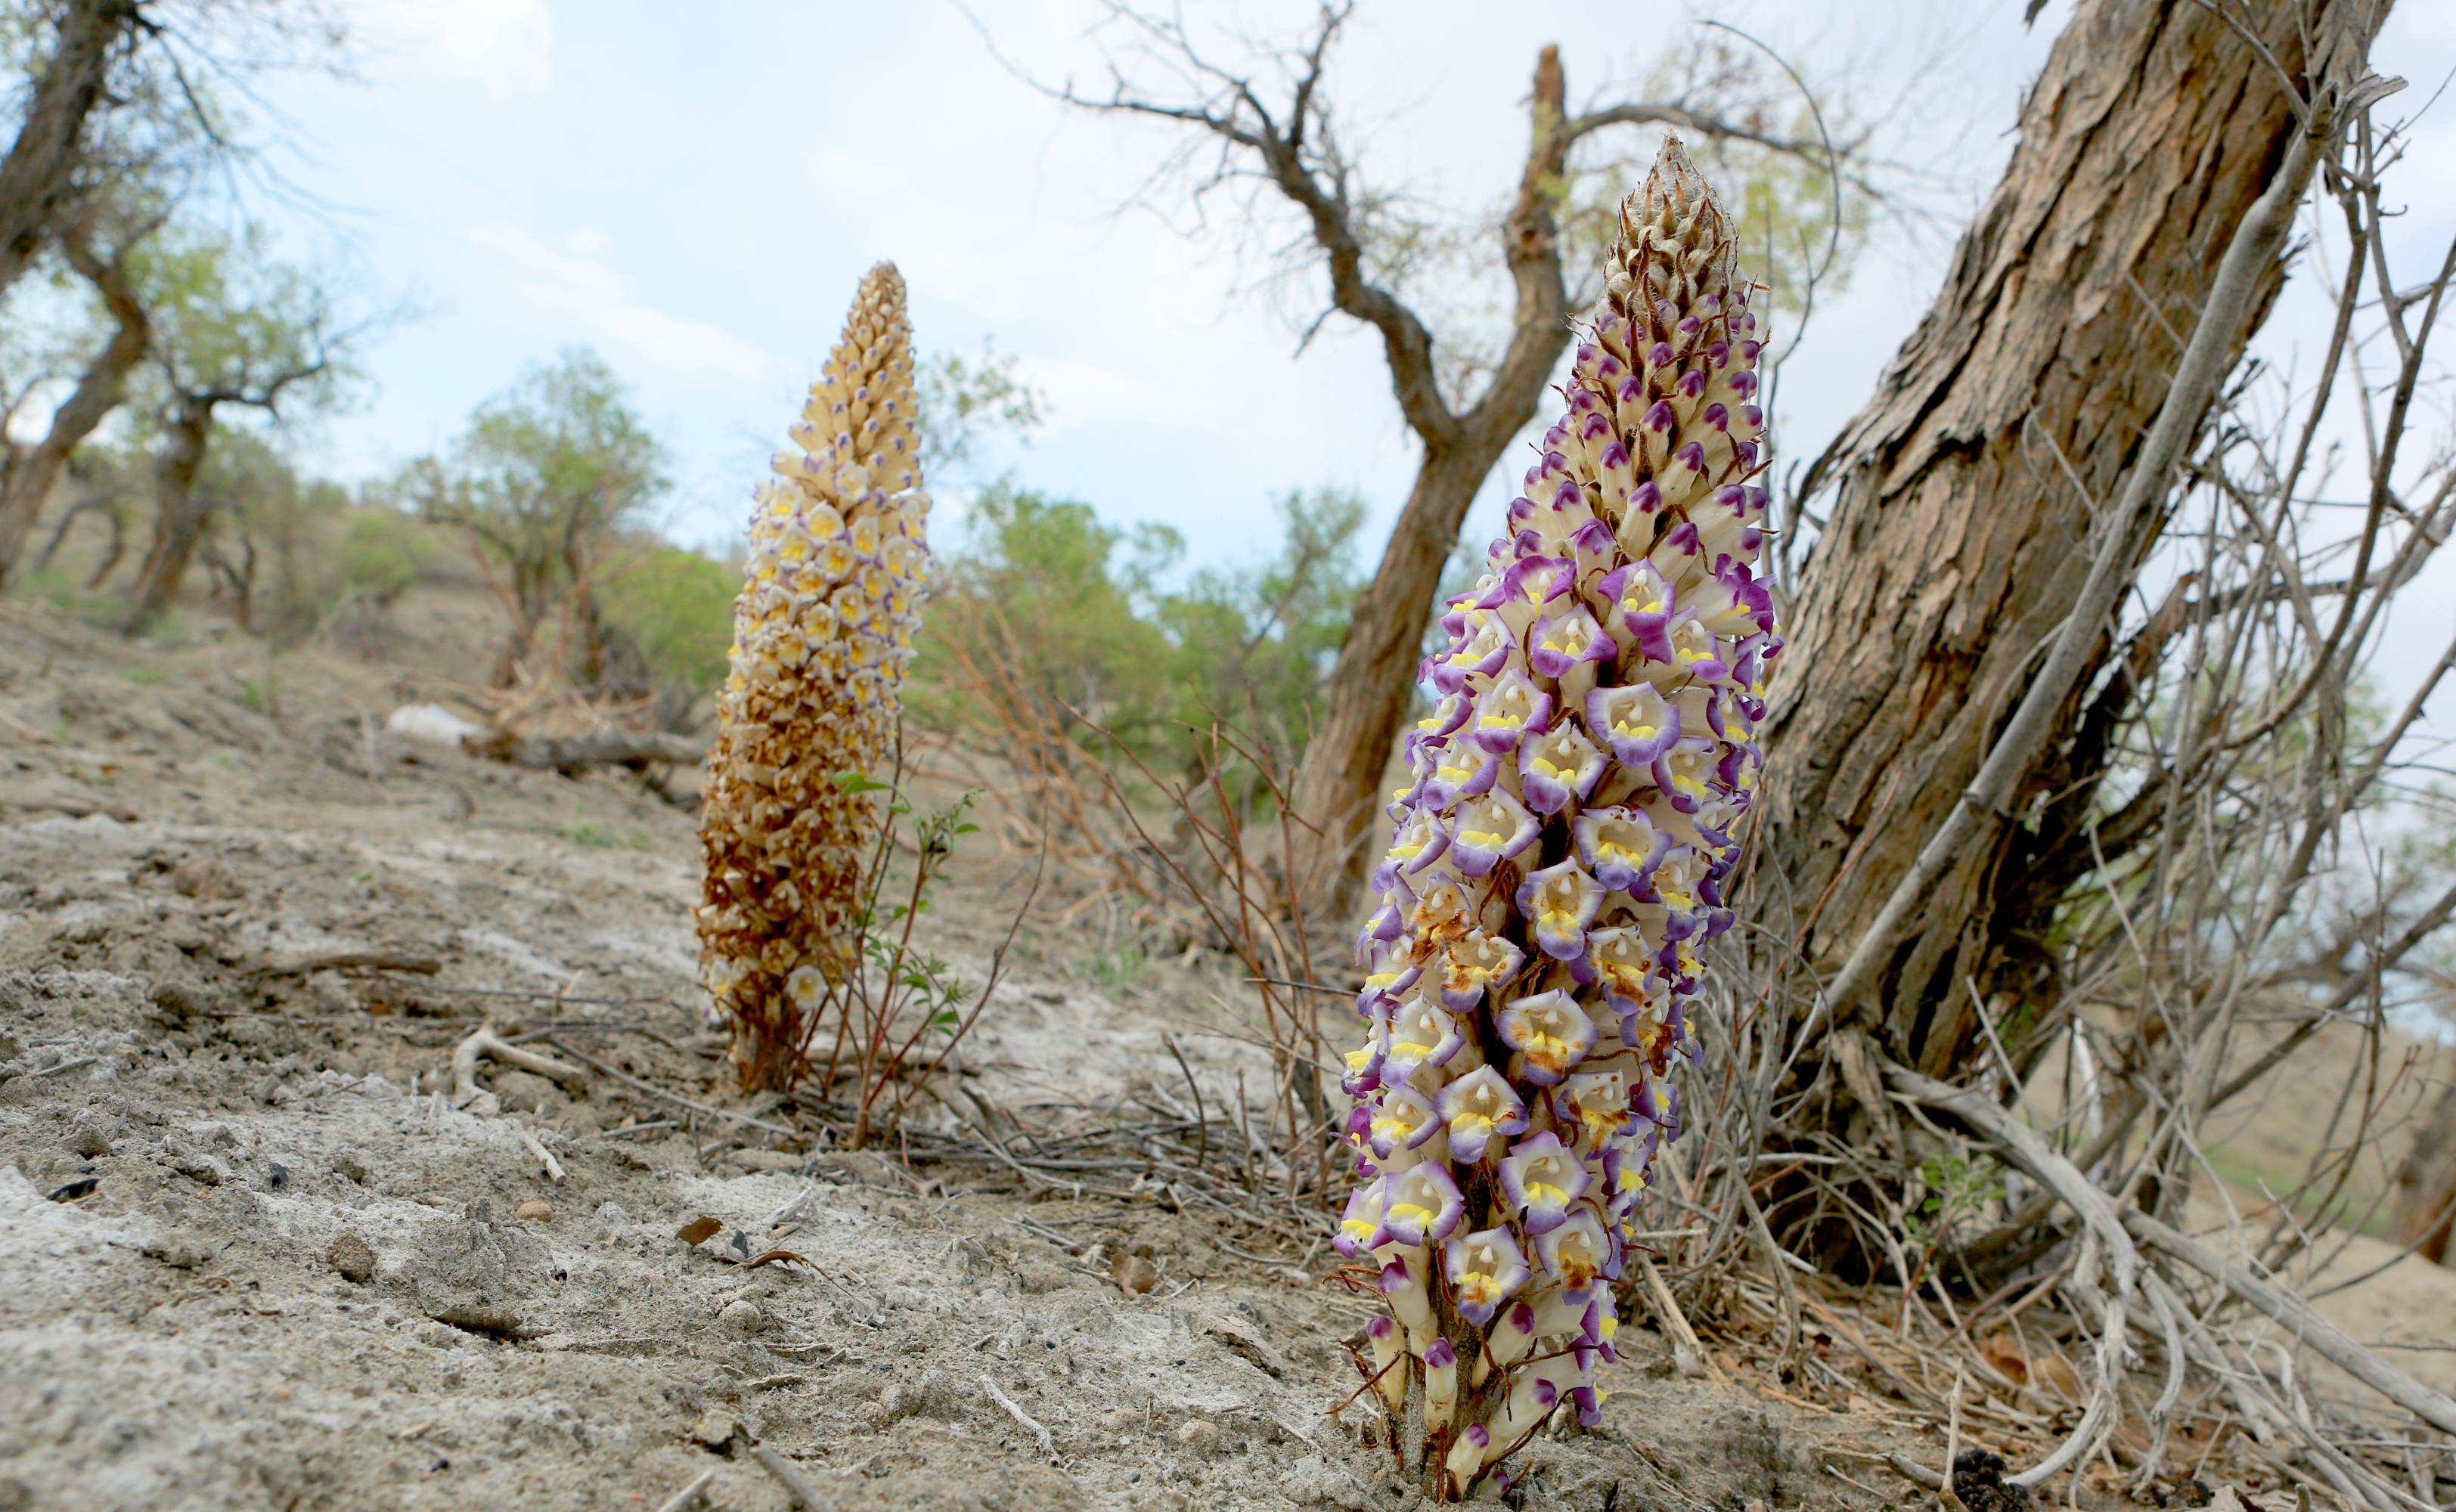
(21, 566, 122, 621)
(1079, 939, 1152, 992)
(1903, 1152, 2007, 1256)
(118, 664, 169, 687)
(557, 820, 646, 850)
(793, 779, 1016, 1148)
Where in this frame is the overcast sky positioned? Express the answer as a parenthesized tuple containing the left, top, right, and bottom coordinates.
(254, 0, 2051, 543)
(241, 0, 2454, 720)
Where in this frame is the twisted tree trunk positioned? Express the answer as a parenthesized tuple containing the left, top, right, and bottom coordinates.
(1748, 0, 2385, 1256)
(126, 398, 213, 627)
(0, 232, 150, 586)
(0, 0, 138, 300)
(1283, 48, 1576, 906)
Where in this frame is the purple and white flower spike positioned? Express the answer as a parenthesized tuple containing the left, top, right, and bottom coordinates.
(1333, 135, 1778, 1501)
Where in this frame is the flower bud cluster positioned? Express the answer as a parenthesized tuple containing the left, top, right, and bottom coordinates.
(1334, 139, 1778, 1498)
(697, 262, 932, 1089)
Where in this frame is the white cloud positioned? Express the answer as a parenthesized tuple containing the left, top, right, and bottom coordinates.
(354, 0, 554, 99)
(464, 222, 791, 383)
(1012, 356, 1195, 432)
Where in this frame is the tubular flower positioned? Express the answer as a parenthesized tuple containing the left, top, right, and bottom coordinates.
(1335, 138, 1776, 1500)
(695, 262, 931, 1090)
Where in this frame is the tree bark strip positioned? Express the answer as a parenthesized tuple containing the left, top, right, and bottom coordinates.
(1754, 0, 2385, 1083)
(2392, 1075, 2456, 1267)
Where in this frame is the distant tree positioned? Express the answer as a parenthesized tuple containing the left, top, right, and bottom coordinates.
(915, 481, 1365, 771)
(0, 0, 355, 593)
(1031, 4, 1879, 900)
(121, 222, 358, 628)
(914, 341, 1044, 479)
(408, 349, 669, 686)
(0, 0, 140, 300)
(0, 0, 350, 302)
(182, 420, 349, 637)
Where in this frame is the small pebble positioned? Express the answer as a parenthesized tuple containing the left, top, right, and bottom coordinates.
(717, 1298, 768, 1337)
(515, 1199, 553, 1222)
(1173, 1419, 1224, 1452)
(327, 1232, 378, 1284)
(687, 1409, 742, 1450)
(1112, 1253, 1160, 1296)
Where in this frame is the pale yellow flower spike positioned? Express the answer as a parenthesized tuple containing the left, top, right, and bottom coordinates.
(696, 262, 932, 1091)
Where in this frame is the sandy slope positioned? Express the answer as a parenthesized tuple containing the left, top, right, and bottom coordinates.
(0, 601, 1953, 1510)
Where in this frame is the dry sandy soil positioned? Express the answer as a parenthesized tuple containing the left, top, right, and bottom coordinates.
(2, 593, 2449, 1510)
(0, 598, 1949, 1511)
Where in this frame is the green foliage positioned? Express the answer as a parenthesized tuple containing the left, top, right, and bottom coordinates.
(1078, 940, 1152, 992)
(336, 507, 436, 609)
(557, 820, 647, 850)
(17, 565, 122, 621)
(235, 670, 278, 716)
(916, 343, 1046, 478)
(1902, 1152, 2005, 1258)
(859, 791, 981, 1029)
(912, 482, 1366, 768)
(597, 543, 740, 704)
(133, 225, 355, 416)
(406, 348, 668, 666)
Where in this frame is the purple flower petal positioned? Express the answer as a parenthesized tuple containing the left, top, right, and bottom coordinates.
(1436, 1066, 1528, 1163)
(1495, 988, 1599, 1085)
(1513, 861, 1605, 963)
(1444, 1226, 1532, 1326)
(1498, 1130, 1592, 1235)
(1374, 1161, 1465, 1247)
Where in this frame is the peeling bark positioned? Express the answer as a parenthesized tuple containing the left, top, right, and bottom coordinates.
(1753, 0, 2386, 1128)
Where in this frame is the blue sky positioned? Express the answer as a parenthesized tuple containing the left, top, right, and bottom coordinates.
(255, 0, 2052, 552)
(238, 0, 2456, 731)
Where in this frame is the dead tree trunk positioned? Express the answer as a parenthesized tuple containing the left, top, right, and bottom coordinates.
(1750, 0, 2387, 1244)
(126, 398, 213, 627)
(1285, 438, 1521, 890)
(1050, 15, 1863, 915)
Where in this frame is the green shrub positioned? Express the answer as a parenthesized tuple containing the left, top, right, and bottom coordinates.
(912, 482, 1363, 772)
(598, 543, 740, 704)
(336, 507, 436, 608)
